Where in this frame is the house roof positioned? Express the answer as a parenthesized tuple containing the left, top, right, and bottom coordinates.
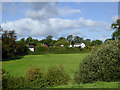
(42, 45, 48, 47)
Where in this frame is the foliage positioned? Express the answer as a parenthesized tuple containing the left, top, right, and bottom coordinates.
(74, 39, 120, 84)
(111, 19, 120, 40)
(2, 65, 70, 88)
(2, 30, 19, 59)
(2, 30, 29, 60)
(67, 35, 73, 44)
(35, 45, 48, 54)
(55, 39, 70, 47)
(2, 69, 29, 89)
(46, 65, 70, 87)
(73, 36, 84, 43)
(48, 47, 67, 54)
(90, 40, 102, 46)
(46, 35, 53, 46)
(26, 66, 47, 88)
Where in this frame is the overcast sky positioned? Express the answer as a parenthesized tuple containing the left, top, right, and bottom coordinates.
(1, 2, 118, 41)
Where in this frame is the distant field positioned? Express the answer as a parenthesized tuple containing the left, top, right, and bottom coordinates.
(2, 54, 87, 79)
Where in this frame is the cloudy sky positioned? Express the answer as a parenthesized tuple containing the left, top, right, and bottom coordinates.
(1, 2, 118, 41)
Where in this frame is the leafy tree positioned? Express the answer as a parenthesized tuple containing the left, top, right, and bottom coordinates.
(104, 38, 112, 43)
(67, 35, 73, 44)
(83, 39, 91, 45)
(46, 35, 53, 46)
(30, 39, 38, 46)
(26, 37, 32, 45)
(50, 40, 57, 46)
(58, 37, 66, 41)
(55, 39, 69, 47)
(2, 30, 19, 59)
(111, 19, 120, 40)
(73, 36, 83, 43)
(90, 40, 102, 46)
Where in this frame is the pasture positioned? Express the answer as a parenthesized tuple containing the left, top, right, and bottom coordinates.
(2, 54, 87, 79)
(2, 53, 119, 88)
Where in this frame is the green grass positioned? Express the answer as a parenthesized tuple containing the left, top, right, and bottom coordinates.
(2, 53, 119, 88)
(2, 54, 87, 79)
(53, 82, 119, 88)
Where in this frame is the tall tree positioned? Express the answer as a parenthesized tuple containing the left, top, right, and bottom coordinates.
(111, 19, 120, 40)
(2, 30, 19, 59)
(90, 40, 102, 46)
(26, 37, 32, 45)
(46, 35, 53, 46)
(83, 39, 91, 45)
(74, 36, 83, 43)
(67, 35, 73, 44)
(58, 37, 66, 41)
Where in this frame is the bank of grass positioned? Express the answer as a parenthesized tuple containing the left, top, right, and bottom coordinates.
(2, 54, 87, 79)
(53, 82, 119, 88)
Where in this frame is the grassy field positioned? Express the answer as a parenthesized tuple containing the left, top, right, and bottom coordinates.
(2, 53, 119, 88)
(53, 82, 119, 88)
(2, 54, 87, 79)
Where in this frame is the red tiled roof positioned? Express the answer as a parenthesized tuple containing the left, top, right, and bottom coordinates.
(42, 45, 48, 47)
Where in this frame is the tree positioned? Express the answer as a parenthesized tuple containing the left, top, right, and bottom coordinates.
(67, 35, 73, 44)
(55, 39, 70, 47)
(90, 40, 102, 46)
(30, 39, 38, 46)
(46, 35, 53, 46)
(111, 19, 120, 40)
(58, 37, 66, 41)
(83, 39, 91, 46)
(2, 30, 19, 59)
(26, 37, 32, 45)
(74, 36, 83, 43)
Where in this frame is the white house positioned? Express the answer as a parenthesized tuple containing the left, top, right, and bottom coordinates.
(60, 45, 64, 47)
(28, 45, 35, 52)
(69, 45, 72, 48)
(74, 43, 85, 48)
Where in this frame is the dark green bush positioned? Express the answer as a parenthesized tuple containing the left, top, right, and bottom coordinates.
(26, 66, 47, 88)
(2, 65, 70, 88)
(2, 69, 29, 89)
(74, 39, 120, 84)
(35, 46, 48, 54)
(46, 65, 70, 87)
(48, 47, 66, 54)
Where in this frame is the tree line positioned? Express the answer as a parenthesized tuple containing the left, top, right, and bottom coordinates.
(1, 19, 120, 60)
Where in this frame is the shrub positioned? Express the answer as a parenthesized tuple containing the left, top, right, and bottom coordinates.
(35, 45, 48, 54)
(46, 65, 70, 87)
(74, 39, 120, 84)
(66, 47, 80, 53)
(48, 47, 66, 54)
(26, 66, 47, 88)
(2, 69, 29, 89)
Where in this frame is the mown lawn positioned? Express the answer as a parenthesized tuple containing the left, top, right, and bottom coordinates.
(2, 53, 119, 88)
(2, 54, 87, 79)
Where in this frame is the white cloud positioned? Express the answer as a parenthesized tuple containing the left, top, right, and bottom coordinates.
(26, 2, 81, 20)
(1, 17, 111, 38)
(1, 2, 112, 38)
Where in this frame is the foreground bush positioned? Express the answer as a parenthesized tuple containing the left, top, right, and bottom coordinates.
(74, 39, 120, 84)
(2, 65, 70, 88)
(46, 65, 70, 86)
(2, 69, 29, 89)
(26, 66, 47, 88)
